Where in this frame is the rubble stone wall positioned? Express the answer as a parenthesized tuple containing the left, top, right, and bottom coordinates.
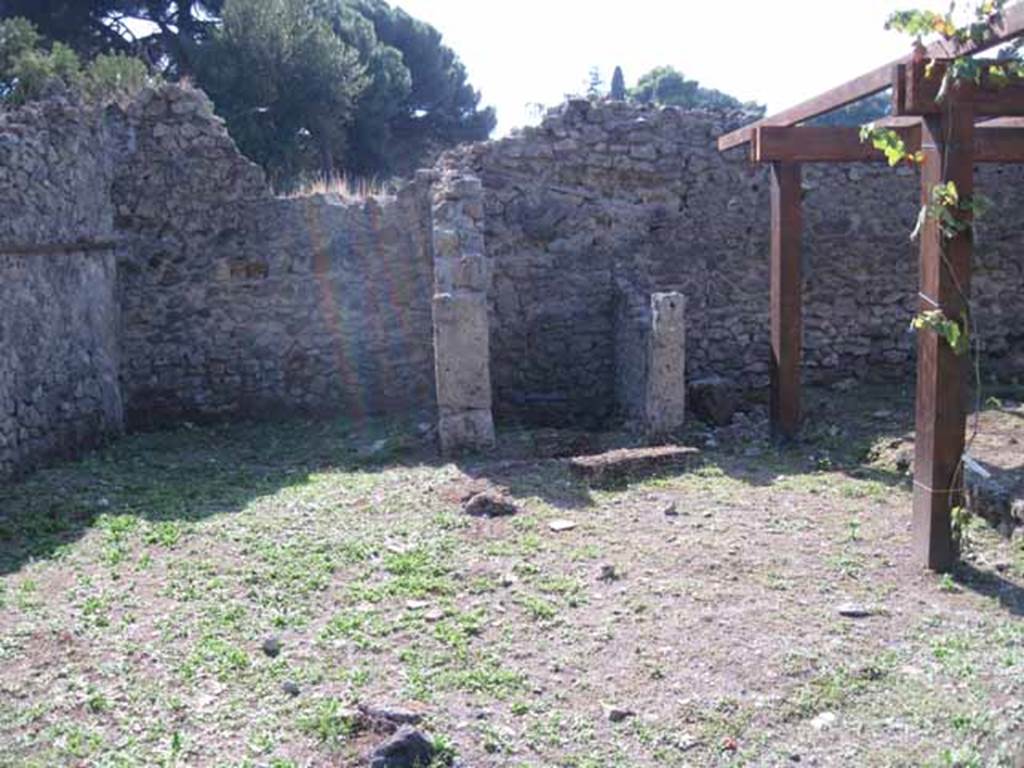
(113, 87, 437, 428)
(4, 87, 1024, 478)
(0, 97, 125, 478)
(441, 99, 1024, 425)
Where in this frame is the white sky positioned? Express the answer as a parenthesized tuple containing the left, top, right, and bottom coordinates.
(394, 0, 954, 136)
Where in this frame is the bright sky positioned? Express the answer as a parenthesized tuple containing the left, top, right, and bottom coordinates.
(395, 0, 953, 136)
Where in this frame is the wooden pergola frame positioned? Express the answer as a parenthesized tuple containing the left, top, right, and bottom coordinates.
(718, 5, 1024, 572)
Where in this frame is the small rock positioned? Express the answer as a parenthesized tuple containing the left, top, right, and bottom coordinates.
(548, 519, 577, 532)
(369, 725, 436, 768)
(603, 704, 635, 723)
(836, 602, 873, 618)
(358, 703, 424, 728)
(662, 501, 679, 517)
(597, 564, 619, 582)
(810, 711, 837, 730)
(261, 636, 282, 657)
(423, 609, 445, 622)
(463, 491, 520, 518)
(405, 600, 430, 610)
(281, 680, 300, 697)
(689, 376, 739, 426)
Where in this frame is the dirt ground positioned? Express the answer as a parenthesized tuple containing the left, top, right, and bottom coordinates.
(1, 383, 1022, 767)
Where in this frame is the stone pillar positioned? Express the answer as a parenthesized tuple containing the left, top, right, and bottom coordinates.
(615, 289, 687, 439)
(431, 171, 495, 454)
(644, 292, 687, 437)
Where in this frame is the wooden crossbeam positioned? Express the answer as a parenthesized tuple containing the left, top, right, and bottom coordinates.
(753, 124, 1024, 163)
(899, 58, 1024, 116)
(717, 2, 1024, 152)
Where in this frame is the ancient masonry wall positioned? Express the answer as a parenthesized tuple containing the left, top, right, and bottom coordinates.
(3, 88, 1024, 477)
(0, 96, 126, 478)
(441, 99, 1024, 425)
(114, 87, 436, 429)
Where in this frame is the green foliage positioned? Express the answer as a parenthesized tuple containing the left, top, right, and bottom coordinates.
(586, 66, 603, 98)
(195, 0, 368, 185)
(887, 1, 1023, 102)
(0, 17, 152, 104)
(1, 0, 494, 183)
(921, 180, 992, 241)
(859, 123, 924, 167)
(610, 65, 626, 101)
(886, 1, 1009, 45)
(911, 310, 970, 356)
(629, 65, 764, 115)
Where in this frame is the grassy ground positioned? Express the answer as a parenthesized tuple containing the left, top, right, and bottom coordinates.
(0, 384, 1022, 767)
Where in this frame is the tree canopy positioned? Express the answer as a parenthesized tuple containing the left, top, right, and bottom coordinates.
(0, 0, 495, 185)
(629, 65, 764, 116)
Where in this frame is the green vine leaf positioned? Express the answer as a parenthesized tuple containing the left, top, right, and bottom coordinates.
(859, 124, 924, 167)
(911, 309, 970, 355)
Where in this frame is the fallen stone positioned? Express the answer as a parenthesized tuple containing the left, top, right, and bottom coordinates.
(662, 501, 679, 517)
(836, 602, 873, 618)
(810, 712, 837, 730)
(369, 726, 436, 768)
(548, 519, 577, 532)
(358, 703, 425, 730)
(281, 680, 300, 697)
(603, 704, 635, 723)
(597, 564, 619, 582)
(261, 636, 282, 657)
(688, 376, 739, 426)
(568, 445, 700, 488)
(964, 456, 1020, 535)
(463, 491, 520, 518)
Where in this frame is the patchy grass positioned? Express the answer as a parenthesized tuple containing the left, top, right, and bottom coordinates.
(0, 388, 1022, 766)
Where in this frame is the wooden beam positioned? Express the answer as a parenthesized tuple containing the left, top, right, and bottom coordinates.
(754, 124, 1024, 163)
(769, 162, 803, 443)
(900, 58, 1024, 116)
(717, 2, 1024, 151)
(755, 125, 918, 163)
(912, 101, 974, 572)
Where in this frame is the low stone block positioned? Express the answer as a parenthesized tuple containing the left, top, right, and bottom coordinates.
(568, 445, 700, 488)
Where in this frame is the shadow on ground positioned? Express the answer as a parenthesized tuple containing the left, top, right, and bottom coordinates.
(1, 382, 1021, 582)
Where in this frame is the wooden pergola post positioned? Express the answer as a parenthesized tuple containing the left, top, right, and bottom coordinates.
(719, 6, 1024, 572)
(769, 161, 802, 442)
(911, 101, 975, 571)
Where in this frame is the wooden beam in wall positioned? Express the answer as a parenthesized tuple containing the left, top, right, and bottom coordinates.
(912, 101, 975, 572)
(769, 161, 803, 443)
(753, 124, 1024, 163)
(717, 2, 1024, 151)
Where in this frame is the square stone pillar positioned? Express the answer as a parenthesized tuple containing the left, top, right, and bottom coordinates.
(431, 172, 495, 454)
(644, 292, 687, 437)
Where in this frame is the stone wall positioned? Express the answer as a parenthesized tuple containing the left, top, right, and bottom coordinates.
(113, 87, 437, 428)
(0, 95, 125, 478)
(440, 98, 1024, 425)
(3, 86, 1024, 478)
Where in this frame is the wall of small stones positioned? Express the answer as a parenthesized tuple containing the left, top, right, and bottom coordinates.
(4, 85, 1024, 478)
(113, 86, 437, 429)
(0, 95, 125, 478)
(440, 98, 1024, 424)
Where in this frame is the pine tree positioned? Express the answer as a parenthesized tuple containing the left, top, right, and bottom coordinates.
(610, 65, 626, 100)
